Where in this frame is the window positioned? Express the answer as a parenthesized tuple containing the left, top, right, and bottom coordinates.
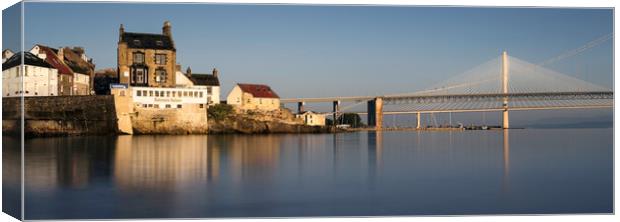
(165, 104, 171, 108)
(166, 91, 170, 97)
(143, 104, 147, 108)
(155, 54, 167, 65)
(155, 68, 167, 83)
(207, 97, 212, 104)
(156, 40, 163, 47)
(183, 91, 188, 97)
(143, 90, 147, 96)
(149, 91, 153, 96)
(148, 104, 153, 108)
(132, 67, 147, 85)
(137, 91, 142, 96)
(133, 52, 145, 64)
(177, 91, 182, 97)
(207, 87, 212, 94)
(199, 104, 204, 109)
(133, 39, 141, 46)
(199, 92, 203, 98)
(155, 91, 159, 97)
(177, 104, 182, 108)
(172, 91, 176, 97)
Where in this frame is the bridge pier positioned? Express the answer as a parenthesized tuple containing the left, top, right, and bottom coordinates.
(332, 100, 340, 126)
(367, 97, 383, 130)
(416, 112, 421, 129)
(297, 101, 305, 113)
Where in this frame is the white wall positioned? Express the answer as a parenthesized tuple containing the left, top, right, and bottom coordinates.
(2, 65, 59, 97)
(129, 86, 210, 109)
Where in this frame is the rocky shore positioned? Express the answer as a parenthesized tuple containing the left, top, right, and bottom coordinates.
(207, 107, 332, 134)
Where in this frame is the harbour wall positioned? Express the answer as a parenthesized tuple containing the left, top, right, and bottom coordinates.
(2, 96, 119, 136)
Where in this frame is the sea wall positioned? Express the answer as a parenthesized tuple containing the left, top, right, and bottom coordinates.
(130, 105, 209, 134)
(2, 96, 119, 136)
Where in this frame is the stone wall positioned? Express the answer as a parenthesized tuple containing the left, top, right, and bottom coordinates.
(2, 96, 119, 136)
(130, 104, 208, 134)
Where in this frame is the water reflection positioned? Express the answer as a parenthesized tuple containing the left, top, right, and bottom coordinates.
(503, 129, 510, 193)
(6, 128, 612, 219)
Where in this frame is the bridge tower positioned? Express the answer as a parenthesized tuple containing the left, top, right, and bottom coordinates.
(367, 97, 383, 130)
(502, 51, 510, 129)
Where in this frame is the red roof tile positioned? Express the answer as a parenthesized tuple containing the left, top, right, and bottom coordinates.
(238, 83, 280, 99)
(38, 45, 73, 75)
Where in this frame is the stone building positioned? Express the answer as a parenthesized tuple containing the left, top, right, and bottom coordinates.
(117, 21, 177, 87)
(61, 47, 96, 95)
(226, 83, 280, 111)
(2, 52, 59, 97)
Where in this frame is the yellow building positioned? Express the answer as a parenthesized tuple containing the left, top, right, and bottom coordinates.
(226, 83, 280, 111)
(117, 21, 177, 87)
(296, 111, 326, 126)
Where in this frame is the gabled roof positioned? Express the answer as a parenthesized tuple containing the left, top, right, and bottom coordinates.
(38, 45, 73, 75)
(188, 73, 220, 86)
(62, 47, 93, 74)
(2, 52, 53, 71)
(237, 83, 280, 99)
(120, 32, 175, 50)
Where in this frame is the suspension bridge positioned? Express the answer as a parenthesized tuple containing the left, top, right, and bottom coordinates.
(281, 51, 613, 130)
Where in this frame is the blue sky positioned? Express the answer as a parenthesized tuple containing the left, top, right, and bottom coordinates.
(2, 2, 614, 124)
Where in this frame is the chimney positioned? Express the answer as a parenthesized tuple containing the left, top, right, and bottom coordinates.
(58, 47, 64, 60)
(119, 24, 124, 42)
(212, 68, 219, 78)
(162, 21, 172, 37)
(186, 67, 192, 76)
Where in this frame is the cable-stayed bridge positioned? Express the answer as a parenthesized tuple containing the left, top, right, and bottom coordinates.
(281, 51, 613, 129)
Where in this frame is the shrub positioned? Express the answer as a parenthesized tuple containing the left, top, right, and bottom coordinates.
(208, 104, 233, 121)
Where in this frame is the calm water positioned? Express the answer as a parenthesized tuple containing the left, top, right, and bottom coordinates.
(2, 129, 613, 219)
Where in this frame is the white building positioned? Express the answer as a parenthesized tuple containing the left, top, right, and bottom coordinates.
(111, 85, 211, 109)
(2, 49, 14, 63)
(296, 111, 326, 126)
(175, 67, 221, 105)
(226, 83, 280, 111)
(2, 52, 59, 97)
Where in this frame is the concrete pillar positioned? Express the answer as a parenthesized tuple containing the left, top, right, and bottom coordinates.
(502, 51, 510, 129)
(367, 99, 376, 127)
(416, 112, 421, 129)
(332, 100, 340, 126)
(297, 101, 305, 113)
(375, 97, 383, 130)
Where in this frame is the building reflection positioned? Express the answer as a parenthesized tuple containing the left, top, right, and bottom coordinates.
(114, 135, 213, 191)
(367, 131, 383, 187)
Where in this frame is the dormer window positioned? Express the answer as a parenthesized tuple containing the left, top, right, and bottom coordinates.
(133, 39, 141, 46)
(156, 40, 163, 46)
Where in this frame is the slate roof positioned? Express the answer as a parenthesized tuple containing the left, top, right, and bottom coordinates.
(237, 83, 280, 99)
(188, 74, 220, 86)
(121, 32, 175, 50)
(2, 52, 53, 71)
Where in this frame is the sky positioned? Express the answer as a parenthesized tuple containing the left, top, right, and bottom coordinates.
(3, 2, 614, 125)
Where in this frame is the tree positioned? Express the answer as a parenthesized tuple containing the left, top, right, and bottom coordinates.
(207, 104, 233, 121)
(330, 113, 366, 128)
